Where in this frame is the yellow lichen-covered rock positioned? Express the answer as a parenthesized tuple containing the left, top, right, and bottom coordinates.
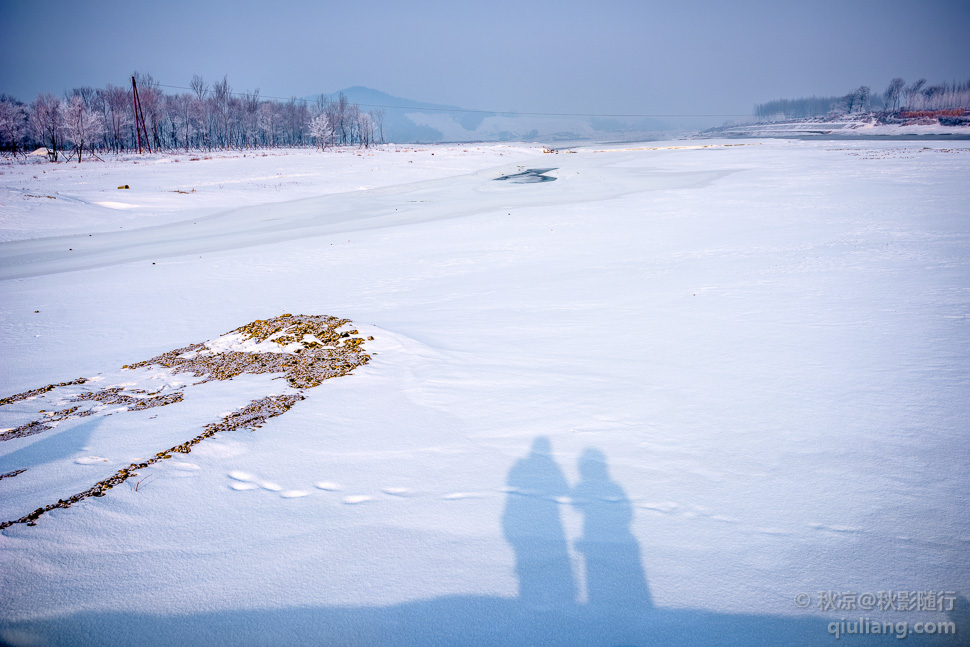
(0, 314, 371, 529)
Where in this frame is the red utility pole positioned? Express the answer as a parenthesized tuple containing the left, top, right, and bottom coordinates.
(131, 76, 152, 154)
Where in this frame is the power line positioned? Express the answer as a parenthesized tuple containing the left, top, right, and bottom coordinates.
(154, 83, 753, 119)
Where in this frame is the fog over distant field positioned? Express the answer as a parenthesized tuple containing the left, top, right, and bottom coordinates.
(1, 0, 968, 125)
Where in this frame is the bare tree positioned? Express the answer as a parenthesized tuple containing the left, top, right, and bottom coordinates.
(174, 93, 194, 150)
(335, 92, 349, 145)
(190, 74, 208, 102)
(135, 72, 164, 151)
(241, 89, 260, 148)
(29, 93, 64, 161)
(257, 102, 278, 147)
(290, 98, 309, 146)
(857, 86, 871, 112)
(70, 86, 96, 107)
(904, 79, 926, 109)
(187, 74, 211, 150)
(346, 102, 361, 146)
(371, 108, 385, 144)
(164, 93, 192, 150)
(883, 78, 905, 113)
(212, 75, 233, 148)
(357, 111, 374, 148)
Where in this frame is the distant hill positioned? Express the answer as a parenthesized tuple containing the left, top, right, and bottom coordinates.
(308, 87, 668, 144)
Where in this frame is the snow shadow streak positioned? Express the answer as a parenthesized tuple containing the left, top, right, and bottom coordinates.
(0, 416, 102, 478)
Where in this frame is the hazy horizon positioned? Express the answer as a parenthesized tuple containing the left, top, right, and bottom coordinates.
(2, 0, 968, 123)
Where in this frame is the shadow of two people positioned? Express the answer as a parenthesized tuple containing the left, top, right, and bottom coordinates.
(502, 436, 650, 615)
(3, 435, 965, 646)
(499, 437, 967, 646)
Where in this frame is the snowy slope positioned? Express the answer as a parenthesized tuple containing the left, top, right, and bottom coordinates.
(0, 144, 540, 243)
(1, 140, 968, 646)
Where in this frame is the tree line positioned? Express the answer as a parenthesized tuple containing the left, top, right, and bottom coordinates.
(754, 77, 970, 121)
(0, 73, 386, 161)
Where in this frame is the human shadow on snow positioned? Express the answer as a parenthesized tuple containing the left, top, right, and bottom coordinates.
(571, 447, 653, 614)
(2, 436, 964, 646)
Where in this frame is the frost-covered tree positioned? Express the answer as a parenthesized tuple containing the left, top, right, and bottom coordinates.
(911, 81, 970, 111)
(357, 111, 373, 148)
(29, 93, 65, 161)
(309, 112, 332, 150)
(2, 71, 388, 155)
(257, 102, 278, 147)
(99, 85, 131, 153)
(189, 74, 211, 149)
(842, 86, 871, 114)
(70, 86, 96, 109)
(64, 95, 105, 162)
(0, 95, 29, 152)
(897, 78, 970, 112)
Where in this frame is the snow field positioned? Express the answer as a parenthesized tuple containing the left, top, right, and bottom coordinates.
(1, 139, 968, 645)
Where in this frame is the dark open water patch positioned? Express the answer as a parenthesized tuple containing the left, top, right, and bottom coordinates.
(495, 168, 558, 183)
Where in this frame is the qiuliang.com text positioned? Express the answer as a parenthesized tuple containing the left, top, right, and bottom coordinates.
(828, 617, 957, 640)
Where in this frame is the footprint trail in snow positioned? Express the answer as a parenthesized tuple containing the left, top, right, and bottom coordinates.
(0, 313, 370, 529)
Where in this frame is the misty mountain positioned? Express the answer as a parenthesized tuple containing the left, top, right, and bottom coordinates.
(311, 87, 668, 143)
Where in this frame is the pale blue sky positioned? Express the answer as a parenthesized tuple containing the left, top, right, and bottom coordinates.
(1, 0, 967, 117)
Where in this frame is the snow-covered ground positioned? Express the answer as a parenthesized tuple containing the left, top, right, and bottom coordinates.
(0, 145, 541, 243)
(1, 140, 968, 646)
